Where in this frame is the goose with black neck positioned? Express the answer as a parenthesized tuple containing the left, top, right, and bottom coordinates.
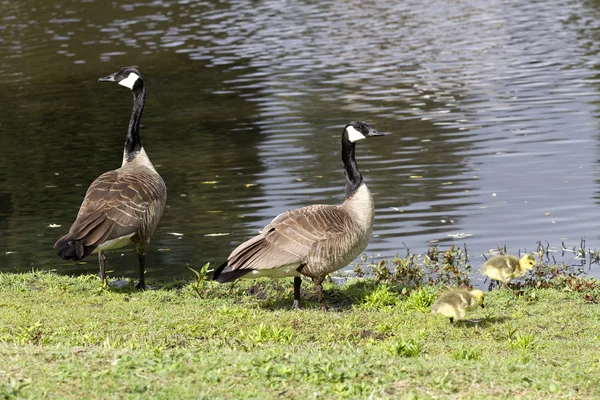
(55, 67, 167, 289)
(209, 121, 385, 310)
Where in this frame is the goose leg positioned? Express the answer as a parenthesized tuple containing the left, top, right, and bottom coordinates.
(313, 277, 328, 311)
(135, 242, 149, 290)
(98, 251, 107, 284)
(292, 277, 302, 310)
(135, 252, 146, 290)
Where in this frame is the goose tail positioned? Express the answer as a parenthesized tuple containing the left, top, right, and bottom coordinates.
(54, 234, 95, 261)
(207, 261, 250, 283)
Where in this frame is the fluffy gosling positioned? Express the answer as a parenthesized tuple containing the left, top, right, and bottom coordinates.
(481, 254, 536, 285)
(431, 289, 485, 323)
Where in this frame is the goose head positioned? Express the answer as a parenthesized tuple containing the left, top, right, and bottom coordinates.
(98, 67, 143, 90)
(470, 289, 485, 308)
(344, 121, 385, 143)
(519, 254, 536, 271)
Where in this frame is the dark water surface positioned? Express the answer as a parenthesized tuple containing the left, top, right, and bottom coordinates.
(2, 0, 600, 285)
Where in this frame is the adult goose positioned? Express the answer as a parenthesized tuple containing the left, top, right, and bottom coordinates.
(55, 67, 167, 289)
(209, 121, 384, 310)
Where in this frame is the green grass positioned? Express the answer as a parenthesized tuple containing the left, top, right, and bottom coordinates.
(0, 271, 599, 399)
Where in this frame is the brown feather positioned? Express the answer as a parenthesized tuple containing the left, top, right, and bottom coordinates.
(222, 204, 360, 278)
(55, 160, 166, 260)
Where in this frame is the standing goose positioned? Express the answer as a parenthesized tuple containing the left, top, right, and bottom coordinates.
(209, 121, 385, 310)
(55, 67, 167, 289)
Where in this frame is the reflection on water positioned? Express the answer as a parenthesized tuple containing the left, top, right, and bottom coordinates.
(2, 0, 600, 284)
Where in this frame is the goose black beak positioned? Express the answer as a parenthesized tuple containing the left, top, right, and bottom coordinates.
(98, 73, 117, 83)
(367, 128, 386, 138)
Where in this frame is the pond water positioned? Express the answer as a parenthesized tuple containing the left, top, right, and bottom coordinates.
(2, 0, 600, 285)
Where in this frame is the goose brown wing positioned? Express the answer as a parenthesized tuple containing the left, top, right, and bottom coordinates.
(59, 168, 166, 249)
(226, 205, 349, 271)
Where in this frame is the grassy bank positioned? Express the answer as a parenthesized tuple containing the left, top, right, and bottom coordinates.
(0, 271, 599, 399)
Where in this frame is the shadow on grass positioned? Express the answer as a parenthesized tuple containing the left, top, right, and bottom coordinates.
(451, 316, 510, 328)
(259, 278, 401, 312)
(101, 275, 409, 312)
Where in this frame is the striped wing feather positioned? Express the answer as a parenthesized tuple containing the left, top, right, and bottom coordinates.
(226, 205, 349, 272)
(55, 166, 166, 259)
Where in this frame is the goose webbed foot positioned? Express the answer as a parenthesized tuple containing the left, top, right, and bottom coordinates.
(135, 280, 146, 290)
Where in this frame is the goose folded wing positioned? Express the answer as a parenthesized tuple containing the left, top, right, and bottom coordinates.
(227, 205, 348, 271)
(68, 170, 164, 248)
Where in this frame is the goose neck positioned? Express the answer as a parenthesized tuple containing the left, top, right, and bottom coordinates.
(124, 84, 146, 162)
(342, 134, 363, 198)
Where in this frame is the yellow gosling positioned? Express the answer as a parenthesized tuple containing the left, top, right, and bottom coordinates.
(481, 254, 536, 285)
(431, 289, 485, 323)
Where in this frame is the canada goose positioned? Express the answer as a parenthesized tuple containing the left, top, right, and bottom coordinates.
(481, 254, 536, 286)
(54, 67, 167, 289)
(209, 121, 385, 310)
(431, 289, 485, 323)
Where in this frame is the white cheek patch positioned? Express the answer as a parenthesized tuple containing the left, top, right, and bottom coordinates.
(118, 73, 140, 90)
(346, 125, 366, 143)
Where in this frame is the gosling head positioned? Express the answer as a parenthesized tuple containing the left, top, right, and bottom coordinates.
(344, 121, 386, 143)
(470, 289, 485, 308)
(519, 254, 537, 271)
(98, 67, 143, 91)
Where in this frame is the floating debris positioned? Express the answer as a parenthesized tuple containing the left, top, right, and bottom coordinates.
(201, 181, 218, 184)
(157, 248, 171, 252)
(180, 193, 187, 197)
(48, 223, 61, 228)
(409, 175, 423, 179)
(244, 184, 257, 188)
(167, 232, 184, 237)
(447, 233, 473, 239)
(204, 233, 231, 237)
(5, 251, 16, 255)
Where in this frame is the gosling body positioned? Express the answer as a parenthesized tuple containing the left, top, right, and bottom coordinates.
(431, 289, 485, 323)
(481, 254, 536, 285)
